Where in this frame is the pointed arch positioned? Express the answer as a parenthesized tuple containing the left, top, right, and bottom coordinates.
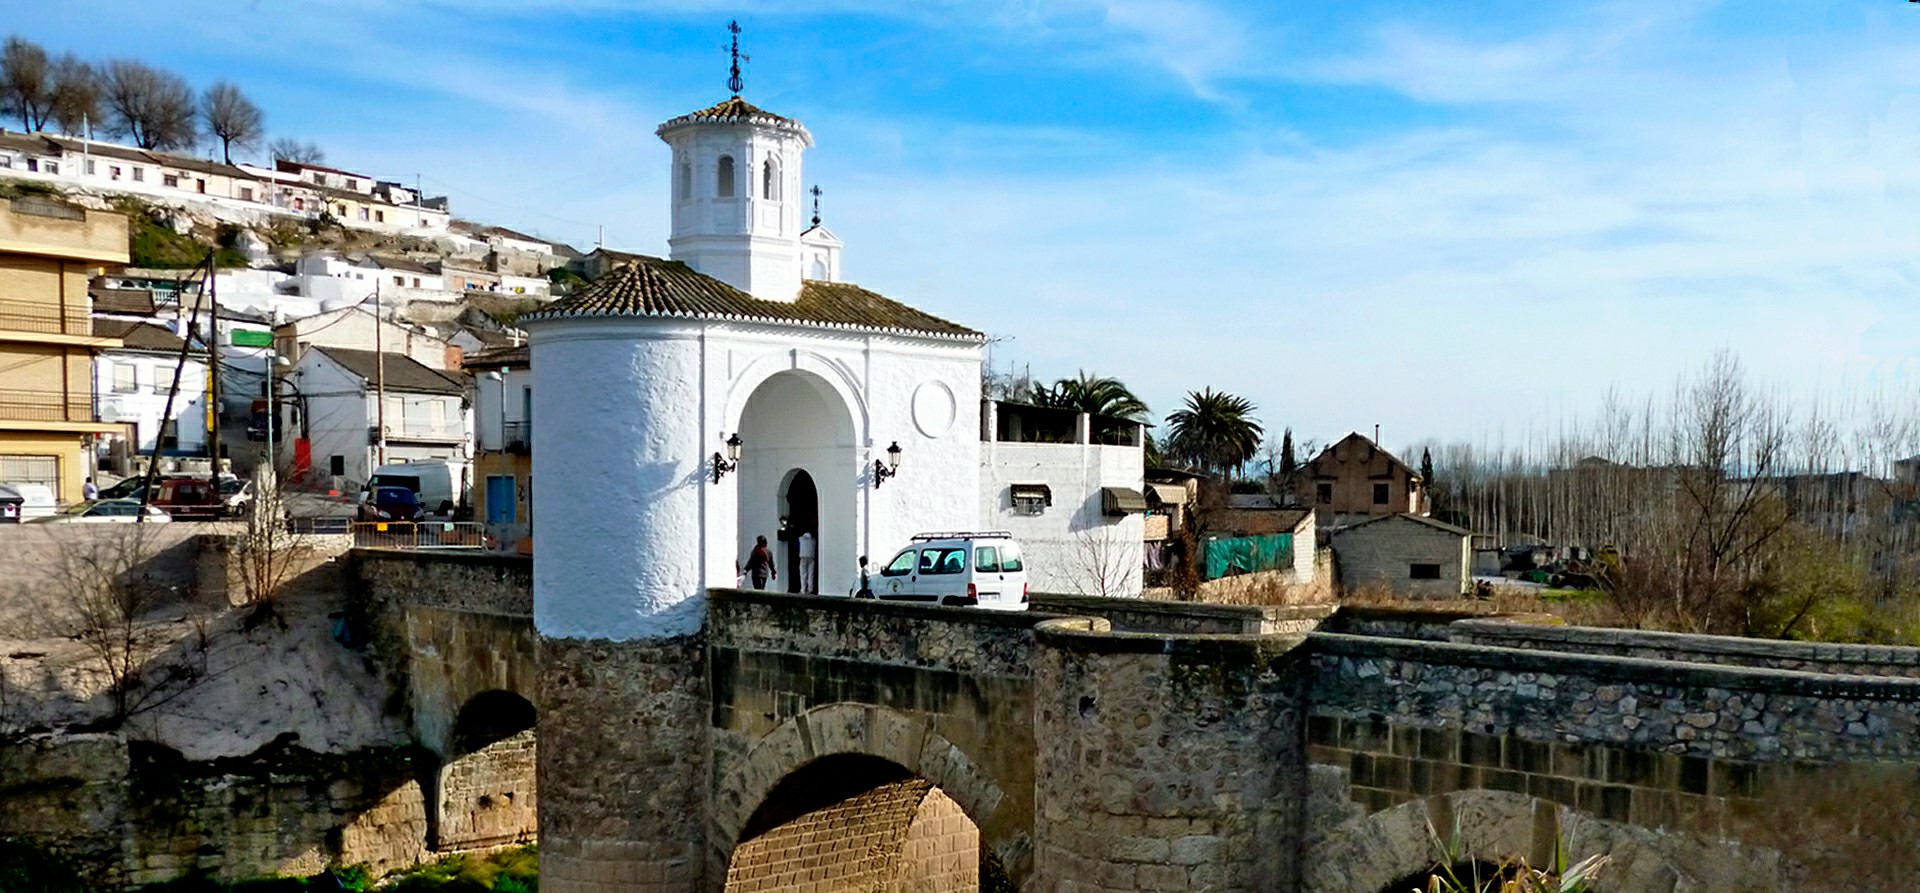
(717, 155, 736, 198)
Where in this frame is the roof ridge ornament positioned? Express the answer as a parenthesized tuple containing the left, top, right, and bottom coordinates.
(810, 185, 822, 226)
(726, 20, 748, 97)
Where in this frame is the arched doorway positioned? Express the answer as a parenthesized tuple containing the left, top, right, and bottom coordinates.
(435, 690, 538, 850)
(736, 371, 857, 596)
(780, 470, 818, 593)
(724, 754, 985, 892)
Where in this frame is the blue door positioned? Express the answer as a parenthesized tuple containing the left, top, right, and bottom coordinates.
(486, 475, 516, 524)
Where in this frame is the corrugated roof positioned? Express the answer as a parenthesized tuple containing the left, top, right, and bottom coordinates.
(310, 346, 469, 396)
(524, 257, 982, 340)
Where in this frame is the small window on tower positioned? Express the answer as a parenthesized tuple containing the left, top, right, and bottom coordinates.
(677, 163, 691, 200)
(762, 157, 780, 200)
(716, 155, 736, 198)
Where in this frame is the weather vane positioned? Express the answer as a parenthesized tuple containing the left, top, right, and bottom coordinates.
(810, 185, 822, 226)
(726, 20, 748, 96)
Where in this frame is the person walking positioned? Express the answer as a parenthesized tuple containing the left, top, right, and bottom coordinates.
(797, 530, 817, 594)
(744, 535, 777, 590)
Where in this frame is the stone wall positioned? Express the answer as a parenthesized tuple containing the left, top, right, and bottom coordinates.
(722, 779, 976, 893)
(352, 550, 533, 616)
(1031, 617, 1312, 892)
(437, 728, 537, 850)
(1034, 592, 1331, 636)
(538, 634, 709, 893)
(1449, 618, 1920, 678)
(1329, 515, 1469, 597)
(0, 734, 432, 889)
(0, 523, 211, 628)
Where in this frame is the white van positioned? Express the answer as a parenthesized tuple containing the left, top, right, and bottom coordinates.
(365, 460, 458, 517)
(0, 482, 57, 522)
(870, 531, 1029, 611)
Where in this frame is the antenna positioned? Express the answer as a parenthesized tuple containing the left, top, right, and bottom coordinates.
(809, 185, 822, 226)
(726, 20, 749, 96)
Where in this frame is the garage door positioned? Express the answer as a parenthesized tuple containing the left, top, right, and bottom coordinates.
(0, 454, 60, 489)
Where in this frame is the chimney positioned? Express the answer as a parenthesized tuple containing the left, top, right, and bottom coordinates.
(1374, 423, 1380, 444)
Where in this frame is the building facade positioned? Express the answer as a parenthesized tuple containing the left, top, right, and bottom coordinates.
(469, 345, 532, 552)
(1299, 431, 1428, 528)
(0, 197, 128, 502)
(1329, 512, 1470, 598)
(286, 345, 471, 495)
(978, 399, 1146, 597)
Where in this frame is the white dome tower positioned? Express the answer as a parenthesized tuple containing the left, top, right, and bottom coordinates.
(658, 29, 813, 303)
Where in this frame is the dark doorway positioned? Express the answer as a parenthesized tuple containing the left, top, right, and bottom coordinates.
(782, 470, 818, 593)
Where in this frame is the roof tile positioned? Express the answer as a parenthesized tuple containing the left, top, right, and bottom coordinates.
(525, 257, 982, 339)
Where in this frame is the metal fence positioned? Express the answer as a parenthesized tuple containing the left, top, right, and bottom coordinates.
(350, 521, 488, 550)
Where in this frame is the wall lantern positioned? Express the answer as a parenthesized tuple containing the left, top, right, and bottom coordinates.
(872, 441, 903, 488)
(712, 432, 743, 484)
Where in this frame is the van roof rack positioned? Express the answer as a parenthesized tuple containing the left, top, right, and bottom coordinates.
(910, 530, 1014, 542)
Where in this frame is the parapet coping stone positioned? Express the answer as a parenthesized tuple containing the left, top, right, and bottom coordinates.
(1034, 615, 1311, 659)
(1309, 631, 1920, 700)
(350, 548, 532, 570)
(709, 587, 1066, 630)
(1452, 617, 1920, 668)
(1032, 592, 1334, 624)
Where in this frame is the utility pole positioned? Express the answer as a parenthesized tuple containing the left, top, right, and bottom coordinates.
(374, 282, 387, 467)
(207, 256, 221, 478)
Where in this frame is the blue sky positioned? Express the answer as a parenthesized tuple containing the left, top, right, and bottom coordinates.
(13, 1, 1920, 449)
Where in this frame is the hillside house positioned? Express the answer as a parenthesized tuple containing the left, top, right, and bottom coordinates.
(469, 344, 532, 552)
(287, 345, 471, 497)
(89, 319, 209, 466)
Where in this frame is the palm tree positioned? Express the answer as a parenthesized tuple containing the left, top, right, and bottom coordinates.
(1033, 371, 1149, 420)
(1166, 388, 1264, 478)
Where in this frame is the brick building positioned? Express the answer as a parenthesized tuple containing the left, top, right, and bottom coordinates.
(1298, 431, 1428, 528)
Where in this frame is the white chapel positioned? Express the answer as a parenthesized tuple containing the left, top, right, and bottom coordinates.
(523, 73, 987, 641)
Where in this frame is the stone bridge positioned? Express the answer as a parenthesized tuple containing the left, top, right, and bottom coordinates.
(356, 551, 1920, 892)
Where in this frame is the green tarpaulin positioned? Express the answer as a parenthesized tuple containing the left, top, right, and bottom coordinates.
(1203, 533, 1293, 580)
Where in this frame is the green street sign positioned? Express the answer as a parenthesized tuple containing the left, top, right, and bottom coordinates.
(230, 329, 274, 347)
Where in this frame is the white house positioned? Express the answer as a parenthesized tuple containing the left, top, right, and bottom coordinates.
(525, 92, 987, 640)
(90, 319, 209, 467)
(274, 301, 456, 371)
(978, 400, 1147, 597)
(286, 345, 472, 495)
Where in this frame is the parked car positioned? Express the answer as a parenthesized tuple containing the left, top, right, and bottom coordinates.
(0, 483, 57, 522)
(97, 475, 158, 501)
(219, 477, 253, 514)
(31, 498, 173, 524)
(152, 476, 225, 520)
(869, 531, 1029, 610)
(358, 485, 425, 522)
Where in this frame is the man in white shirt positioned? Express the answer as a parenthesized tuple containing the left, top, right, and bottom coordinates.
(797, 530, 817, 594)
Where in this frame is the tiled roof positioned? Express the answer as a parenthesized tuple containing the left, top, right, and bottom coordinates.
(657, 96, 807, 138)
(465, 344, 529, 368)
(92, 319, 196, 353)
(1333, 512, 1470, 538)
(90, 287, 157, 316)
(524, 257, 982, 340)
(310, 346, 470, 396)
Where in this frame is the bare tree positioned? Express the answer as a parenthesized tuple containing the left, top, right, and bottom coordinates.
(1070, 526, 1137, 598)
(48, 53, 99, 135)
(0, 36, 53, 131)
(201, 80, 262, 164)
(268, 136, 325, 165)
(101, 59, 197, 150)
(31, 526, 195, 725)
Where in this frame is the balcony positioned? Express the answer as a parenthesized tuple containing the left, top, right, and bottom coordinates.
(0, 297, 90, 337)
(382, 419, 467, 444)
(503, 420, 531, 453)
(0, 387, 92, 423)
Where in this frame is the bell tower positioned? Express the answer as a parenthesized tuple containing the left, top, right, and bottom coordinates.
(658, 21, 813, 303)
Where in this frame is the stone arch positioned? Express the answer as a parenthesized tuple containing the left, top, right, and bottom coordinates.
(723, 347, 868, 440)
(1302, 789, 1777, 893)
(433, 688, 538, 850)
(712, 703, 1025, 883)
(733, 365, 863, 596)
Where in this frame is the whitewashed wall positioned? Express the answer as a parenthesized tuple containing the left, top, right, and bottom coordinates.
(529, 315, 983, 641)
(979, 438, 1145, 597)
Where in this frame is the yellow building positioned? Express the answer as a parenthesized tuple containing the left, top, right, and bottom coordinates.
(0, 195, 129, 502)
